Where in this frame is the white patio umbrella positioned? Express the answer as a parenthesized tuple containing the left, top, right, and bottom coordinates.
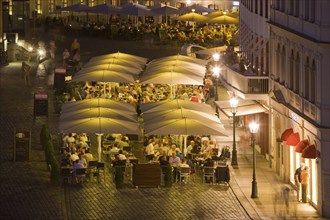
(119, 3, 155, 16)
(71, 69, 136, 83)
(90, 52, 148, 64)
(194, 46, 227, 55)
(207, 14, 239, 24)
(61, 98, 136, 113)
(144, 65, 205, 77)
(143, 108, 220, 124)
(149, 54, 208, 66)
(175, 12, 208, 32)
(89, 4, 121, 15)
(84, 57, 144, 70)
(60, 107, 138, 122)
(60, 117, 141, 161)
(144, 117, 227, 136)
(151, 5, 179, 15)
(140, 99, 215, 114)
(140, 71, 204, 85)
(178, 4, 215, 14)
(78, 63, 141, 76)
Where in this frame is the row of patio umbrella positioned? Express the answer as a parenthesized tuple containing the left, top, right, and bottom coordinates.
(70, 52, 208, 85)
(57, 3, 239, 24)
(59, 98, 228, 161)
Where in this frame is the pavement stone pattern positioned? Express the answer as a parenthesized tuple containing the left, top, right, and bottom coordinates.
(0, 33, 251, 220)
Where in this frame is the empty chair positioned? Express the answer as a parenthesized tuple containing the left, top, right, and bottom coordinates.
(61, 167, 72, 185)
(203, 167, 215, 184)
(177, 166, 191, 184)
(123, 146, 132, 153)
(97, 162, 106, 181)
(74, 168, 86, 184)
(87, 160, 98, 179)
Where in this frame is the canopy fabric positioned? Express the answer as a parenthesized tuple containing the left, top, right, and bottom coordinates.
(143, 108, 220, 124)
(71, 70, 136, 83)
(206, 11, 239, 18)
(143, 65, 205, 77)
(302, 144, 317, 159)
(151, 5, 179, 15)
(176, 12, 209, 22)
(59, 117, 141, 135)
(178, 4, 215, 14)
(215, 100, 267, 117)
(206, 15, 239, 24)
(281, 128, 294, 142)
(83, 58, 144, 70)
(90, 52, 148, 64)
(149, 54, 208, 66)
(78, 63, 141, 76)
(139, 71, 204, 85)
(147, 60, 206, 71)
(89, 4, 121, 14)
(295, 139, 309, 153)
(195, 46, 227, 55)
(119, 3, 155, 16)
(60, 107, 138, 122)
(140, 100, 215, 114)
(144, 117, 228, 136)
(61, 98, 136, 113)
(56, 3, 92, 12)
(286, 133, 300, 146)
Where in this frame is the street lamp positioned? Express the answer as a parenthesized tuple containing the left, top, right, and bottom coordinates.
(212, 52, 220, 62)
(249, 121, 259, 198)
(230, 97, 238, 166)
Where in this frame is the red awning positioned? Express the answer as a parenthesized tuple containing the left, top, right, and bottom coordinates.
(286, 132, 300, 146)
(295, 139, 309, 153)
(281, 128, 293, 141)
(302, 144, 317, 159)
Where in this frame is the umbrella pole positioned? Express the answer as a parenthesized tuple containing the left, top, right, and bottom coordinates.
(97, 133, 104, 162)
(183, 135, 187, 157)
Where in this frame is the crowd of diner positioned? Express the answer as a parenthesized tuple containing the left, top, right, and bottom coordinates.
(41, 15, 238, 47)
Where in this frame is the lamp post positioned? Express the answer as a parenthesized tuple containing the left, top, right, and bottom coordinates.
(230, 97, 238, 166)
(249, 121, 259, 198)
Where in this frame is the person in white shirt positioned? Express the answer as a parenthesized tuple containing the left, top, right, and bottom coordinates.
(146, 139, 155, 161)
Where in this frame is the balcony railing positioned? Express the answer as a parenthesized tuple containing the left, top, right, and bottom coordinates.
(287, 90, 318, 122)
(221, 65, 269, 94)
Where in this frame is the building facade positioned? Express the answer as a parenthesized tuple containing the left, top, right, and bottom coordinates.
(268, 0, 330, 217)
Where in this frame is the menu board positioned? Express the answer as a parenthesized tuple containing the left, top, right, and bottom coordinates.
(54, 67, 66, 90)
(34, 93, 48, 117)
(14, 131, 31, 161)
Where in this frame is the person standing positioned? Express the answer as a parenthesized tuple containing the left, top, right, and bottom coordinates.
(295, 163, 305, 202)
(301, 166, 310, 203)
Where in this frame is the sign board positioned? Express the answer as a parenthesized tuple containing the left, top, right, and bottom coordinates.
(13, 131, 31, 161)
(54, 67, 66, 90)
(34, 93, 48, 117)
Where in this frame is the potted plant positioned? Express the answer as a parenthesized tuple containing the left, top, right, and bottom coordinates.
(115, 166, 124, 189)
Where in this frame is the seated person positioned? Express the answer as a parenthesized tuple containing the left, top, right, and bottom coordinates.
(77, 154, 87, 168)
(117, 136, 129, 150)
(118, 150, 127, 161)
(82, 149, 93, 162)
(112, 154, 125, 167)
(169, 152, 181, 166)
(159, 152, 169, 166)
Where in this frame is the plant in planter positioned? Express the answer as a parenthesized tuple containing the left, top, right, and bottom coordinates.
(114, 166, 125, 189)
(50, 155, 60, 186)
(164, 165, 173, 187)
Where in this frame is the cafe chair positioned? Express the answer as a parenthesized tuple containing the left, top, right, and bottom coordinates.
(87, 160, 98, 180)
(61, 167, 72, 185)
(97, 162, 106, 181)
(123, 146, 132, 153)
(74, 168, 86, 184)
(177, 167, 191, 184)
(203, 167, 215, 184)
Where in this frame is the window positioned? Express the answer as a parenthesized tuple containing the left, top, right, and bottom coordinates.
(265, 0, 269, 18)
(255, 0, 258, 14)
(294, 53, 300, 93)
(310, 0, 316, 22)
(289, 50, 294, 89)
(260, 0, 263, 16)
(310, 60, 316, 103)
(294, 0, 300, 17)
(276, 44, 281, 80)
(305, 0, 310, 20)
(280, 46, 286, 83)
(304, 57, 310, 99)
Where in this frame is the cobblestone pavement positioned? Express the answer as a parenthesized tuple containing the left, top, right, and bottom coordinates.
(0, 32, 252, 220)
